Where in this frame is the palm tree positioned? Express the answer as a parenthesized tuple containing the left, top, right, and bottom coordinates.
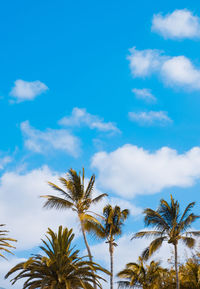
(0, 224, 16, 259)
(132, 195, 200, 289)
(41, 168, 107, 264)
(5, 226, 110, 289)
(85, 205, 129, 289)
(117, 256, 167, 289)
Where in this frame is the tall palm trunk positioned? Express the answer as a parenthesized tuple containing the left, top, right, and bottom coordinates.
(174, 243, 180, 289)
(80, 219, 93, 261)
(109, 240, 114, 289)
(80, 219, 97, 289)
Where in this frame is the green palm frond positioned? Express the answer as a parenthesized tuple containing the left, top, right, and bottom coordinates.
(144, 208, 170, 231)
(41, 195, 74, 210)
(85, 175, 95, 199)
(5, 226, 109, 289)
(91, 193, 108, 204)
(179, 213, 200, 231)
(47, 181, 73, 201)
(144, 237, 165, 260)
(179, 202, 195, 223)
(181, 236, 195, 248)
(131, 230, 163, 240)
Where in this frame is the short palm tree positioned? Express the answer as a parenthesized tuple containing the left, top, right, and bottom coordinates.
(132, 195, 200, 289)
(117, 256, 166, 289)
(41, 168, 107, 263)
(85, 205, 129, 289)
(5, 226, 110, 289)
(0, 224, 16, 259)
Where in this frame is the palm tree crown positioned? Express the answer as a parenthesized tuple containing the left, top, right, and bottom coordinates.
(5, 226, 109, 289)
(117, 257, 167, 289)
(85, 205, 129, 289)
(41, 168, 107, 260)
(132, 195, 200, 289)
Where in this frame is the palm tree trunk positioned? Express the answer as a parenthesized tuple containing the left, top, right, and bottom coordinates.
(80, 219, 97, 289)
(174, 243, 180, 289)
(109, 241, 114, 289)
(80, 220, 93, 261)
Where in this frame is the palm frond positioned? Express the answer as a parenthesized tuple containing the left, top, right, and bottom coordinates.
(85, 175, 95, 199)
(91, 193, 108, 204)
(41, 195, 74, 210)
(181, 236, 195, 248)
(142, 237, 166, 260)
(131, 230, 163, 240)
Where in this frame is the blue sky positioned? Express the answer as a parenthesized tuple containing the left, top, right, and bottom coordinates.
(1, 0, 200, 288)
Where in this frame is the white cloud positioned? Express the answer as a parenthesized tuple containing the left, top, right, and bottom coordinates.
(92, 144, 200, 198)
(127, 48, 164, 77)
(128, 48, 200, 91)
(152, 9, 200, 39)
(59, 107, 119, 133)
(128, 111, 172, 126)
(10, 80, 48, 102)
(20, 121, 80, 157)
(132, 88, 156, 102)
(161, 56, 200, 90)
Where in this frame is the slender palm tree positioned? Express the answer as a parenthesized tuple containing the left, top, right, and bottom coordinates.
(132, 195, 200, 289)
(117, 257, 167, 289)
(41, 168, 107, 264)
(85, 205, 129, 289)
(0, 224, 16, 259)
(5, 226, 110, 289)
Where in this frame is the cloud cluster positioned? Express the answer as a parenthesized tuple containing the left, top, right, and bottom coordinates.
(20, 121, 80, 157)
(92, 144, 200, 198)
(128, 111, 172, 126)
(152, 9, 200, 39)
(128, 48, 200, 91)
(59, 107, 119, 133)
(132, 88, 156, 102)
(10, 80, 48, 102)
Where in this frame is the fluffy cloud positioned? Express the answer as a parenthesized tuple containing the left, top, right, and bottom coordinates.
(20, 121, 80, 157)
(132, 88, 156, 102)
(161, 56, 200, 89)
(59, 107, 119, 133)
(127, 48, 163, 77)
(10, 80, 48, 102)
(128, 111, 172, 126)
(152, 9, 200, 39)
(128, 48, 200, 91)
(92, 144, 200, 198)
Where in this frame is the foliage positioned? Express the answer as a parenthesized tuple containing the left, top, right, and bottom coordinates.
(0, 224, 16, 259)
(5, 226, 110, 289)
(132, 195, 200, 289)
